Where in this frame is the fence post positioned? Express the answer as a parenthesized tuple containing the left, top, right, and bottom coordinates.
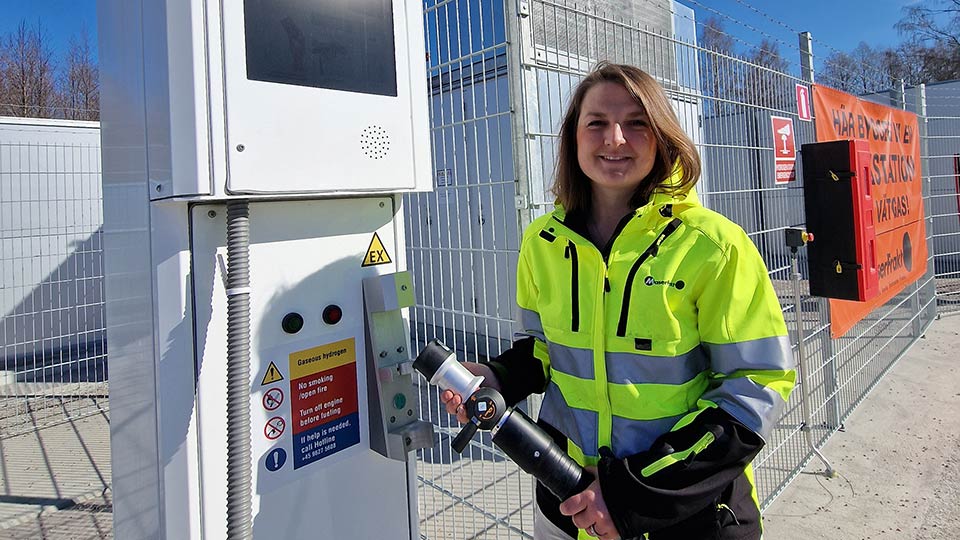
(799, 32, 814, 84)
(915, 83, 936, 329)
(506, 0, 544, 424)
(506, 0, 537, 231)
(798, 31, 840, 429)
(890, 79, 906, 110)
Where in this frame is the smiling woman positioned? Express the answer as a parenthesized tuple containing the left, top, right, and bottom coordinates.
(437, 62, 796, 540)
(574, 82, 658, 236)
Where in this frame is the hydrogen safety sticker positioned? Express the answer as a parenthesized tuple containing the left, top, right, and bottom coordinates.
(264, 416, 286, 440)
(262, 388, 284, 411)
(265, 447, 287, 472)
(288, 338, 360, 469)
(261, 361, 284, 386)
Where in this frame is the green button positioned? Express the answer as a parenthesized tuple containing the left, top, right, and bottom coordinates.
(393, 393, 407, 410)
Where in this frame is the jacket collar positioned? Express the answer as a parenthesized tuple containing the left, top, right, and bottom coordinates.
(551, 184, 700, 224)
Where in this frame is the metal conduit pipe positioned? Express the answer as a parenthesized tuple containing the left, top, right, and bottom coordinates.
(791, 251, 836, 478)
(225, 200, 253, 539)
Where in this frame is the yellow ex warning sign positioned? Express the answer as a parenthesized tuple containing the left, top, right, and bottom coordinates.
(362, 232, 392, 267)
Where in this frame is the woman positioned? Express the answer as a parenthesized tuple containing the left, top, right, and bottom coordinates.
(441, 63, 795, 540)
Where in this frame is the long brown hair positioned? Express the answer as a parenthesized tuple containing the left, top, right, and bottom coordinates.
(552, 62, 701, 214)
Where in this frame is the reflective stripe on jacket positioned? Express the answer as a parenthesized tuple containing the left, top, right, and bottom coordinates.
(516, 187, 795, 469)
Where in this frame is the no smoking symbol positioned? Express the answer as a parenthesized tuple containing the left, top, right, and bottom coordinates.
(264, 416, 285, 440)
(262, 388, 284, 411)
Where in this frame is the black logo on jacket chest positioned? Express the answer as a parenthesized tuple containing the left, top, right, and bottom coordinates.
(644, 275, 685, 290)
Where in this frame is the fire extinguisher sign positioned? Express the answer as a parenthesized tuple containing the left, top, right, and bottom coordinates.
(771, 116, 797, 184)
(796, 84, 812, 121)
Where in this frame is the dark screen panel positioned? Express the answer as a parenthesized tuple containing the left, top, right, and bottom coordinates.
(244, 0, 398, 97)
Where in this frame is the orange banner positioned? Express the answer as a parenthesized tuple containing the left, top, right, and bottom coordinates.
(812, 85, 927, 338)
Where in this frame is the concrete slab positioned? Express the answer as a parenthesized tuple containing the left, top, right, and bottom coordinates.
(762, 313, 960, 539)
(0, 412, 111, 537)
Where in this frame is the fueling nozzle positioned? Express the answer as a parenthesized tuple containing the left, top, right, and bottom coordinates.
(414, 340, 593, 500)
(413, 340, 484, 398)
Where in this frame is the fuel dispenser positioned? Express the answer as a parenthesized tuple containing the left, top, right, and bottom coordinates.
(99, 1, 433, 539)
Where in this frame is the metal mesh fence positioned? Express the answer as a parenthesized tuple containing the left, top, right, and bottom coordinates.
(515, 0, 828, 513)
(408, 1, 946, 537)
(0, 1, 955, 538)
(0, 130, 108, 441)
(924, 110, 960, 313)
(408, 1, 532, 537)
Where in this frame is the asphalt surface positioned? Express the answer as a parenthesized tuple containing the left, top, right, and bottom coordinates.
(762, 312, 960, 539)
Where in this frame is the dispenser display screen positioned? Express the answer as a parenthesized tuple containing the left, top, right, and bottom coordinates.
(244, 0, 398, 97)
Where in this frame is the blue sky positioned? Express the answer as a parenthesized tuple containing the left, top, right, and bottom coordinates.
(0, 0, 930, 71)
(0, 0, 98, 57)
(684, 0, 925, 67)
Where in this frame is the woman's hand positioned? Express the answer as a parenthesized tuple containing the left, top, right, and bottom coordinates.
(559, 466, 620, 540)
(438, 362, 499, 424)
(439, 387, 471, 424)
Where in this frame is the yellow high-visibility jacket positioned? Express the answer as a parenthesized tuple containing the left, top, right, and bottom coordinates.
(487, 185, 795, 539)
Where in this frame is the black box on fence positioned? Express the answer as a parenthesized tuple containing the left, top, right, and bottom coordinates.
(800, 139, 880, 302)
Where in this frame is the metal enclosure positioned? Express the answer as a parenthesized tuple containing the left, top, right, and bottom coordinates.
(189, 199, 416, 539)
(99, 0, 431, 538)
(132, 0, 431, 198)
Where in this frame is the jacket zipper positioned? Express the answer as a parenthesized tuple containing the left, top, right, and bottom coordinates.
(616, 218, 683, 337)
(564, 241, 580, 332)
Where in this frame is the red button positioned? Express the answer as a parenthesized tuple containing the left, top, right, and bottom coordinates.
(322, 305, 343, 325)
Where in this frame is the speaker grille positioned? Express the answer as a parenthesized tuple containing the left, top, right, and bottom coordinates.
(360, 126, 391, 160)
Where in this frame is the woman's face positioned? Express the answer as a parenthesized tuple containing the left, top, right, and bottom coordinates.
(575, 81, 657, 201)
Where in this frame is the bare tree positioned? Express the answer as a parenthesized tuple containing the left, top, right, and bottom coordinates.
(700, 15, 735, 54)
(897, 0, 960, 49)
(898, 40, 960, 82)
(58, 27, 99, 121)
(0, 21, 57, 117)
(743, 39, 790, 110)
(819, 50, 861, 93)
(808, 2, 959, 94)
(896, 0, 960, 83)
(882, 46, 923, 86)
(698, 16, 739, 116)
(819, 42, 922, 95)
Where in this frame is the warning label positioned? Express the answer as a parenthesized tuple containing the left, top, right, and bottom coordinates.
(261, 361, 284, 386)
(288, 338, 360, 469)
(361, 232, 392, 267)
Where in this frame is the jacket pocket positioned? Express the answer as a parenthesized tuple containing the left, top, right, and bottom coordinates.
(565, 240, 580, 332)
(616, 218, 683, 338)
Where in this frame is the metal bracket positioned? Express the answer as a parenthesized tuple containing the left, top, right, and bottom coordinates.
(362, 272, 434, 461)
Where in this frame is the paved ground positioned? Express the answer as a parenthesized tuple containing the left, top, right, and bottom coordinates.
(763, 312, 960, 539)
(0, 409, 111, 540)
(0, 314, 956, 539)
